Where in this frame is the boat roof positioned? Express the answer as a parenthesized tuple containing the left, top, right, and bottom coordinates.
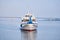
(25, 13, 32, 17)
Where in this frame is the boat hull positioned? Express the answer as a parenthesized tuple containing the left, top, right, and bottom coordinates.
(21, 24, 37, 31)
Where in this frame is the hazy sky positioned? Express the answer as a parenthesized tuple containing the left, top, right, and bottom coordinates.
(0, 0, 60, 18)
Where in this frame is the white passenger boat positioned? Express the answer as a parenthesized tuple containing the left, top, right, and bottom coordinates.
(20, 13, 37, 31)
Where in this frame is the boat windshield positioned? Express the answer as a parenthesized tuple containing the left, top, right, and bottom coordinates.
(22, 19, 36, 22)
(22, 20, 29, 22)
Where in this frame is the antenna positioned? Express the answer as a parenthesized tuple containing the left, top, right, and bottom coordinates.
(27, 7, 32, 14)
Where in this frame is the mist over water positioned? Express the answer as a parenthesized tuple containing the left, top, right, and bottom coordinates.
(0, 0, 60, 40)
(0, 18, 60, 40)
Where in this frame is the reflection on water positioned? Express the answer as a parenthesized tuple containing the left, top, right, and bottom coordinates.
(21, 30, 37, 40)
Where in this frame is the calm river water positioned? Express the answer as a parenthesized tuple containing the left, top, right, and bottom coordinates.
(0, 18, 60, 40)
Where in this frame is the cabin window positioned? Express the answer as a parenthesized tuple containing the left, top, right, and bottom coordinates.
(22, 20, 29, 22)
(32, 20, 36, 21)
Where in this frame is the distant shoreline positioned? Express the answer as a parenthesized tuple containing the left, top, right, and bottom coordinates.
(0, 17, 60, 21)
